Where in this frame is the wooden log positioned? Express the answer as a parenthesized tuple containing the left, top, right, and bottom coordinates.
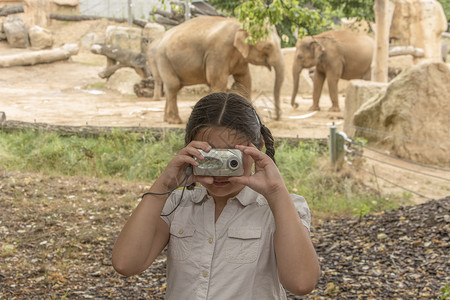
(0, 4, 24, 16)
(49, 13, 147, 28)
(0, 117, 325, 146)
(0, 118, 184, 140)
(90, 44, 151, 79)
(389, 46, 425, 58)
(0, 44, 79, 67)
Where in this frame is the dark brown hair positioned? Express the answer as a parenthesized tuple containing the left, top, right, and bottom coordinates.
(185, 92, 276, 163)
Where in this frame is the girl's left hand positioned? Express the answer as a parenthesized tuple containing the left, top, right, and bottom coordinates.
(228, 144, 288, 199)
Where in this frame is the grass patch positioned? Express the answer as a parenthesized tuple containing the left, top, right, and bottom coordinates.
(0, 130, 409, 217)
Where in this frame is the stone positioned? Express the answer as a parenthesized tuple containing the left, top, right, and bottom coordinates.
(3, 16, 29, 48)
(105, 26, 143, 53)
(80, 32, 104, 50)
(23, 0, 50, 27)
(52, 0, 79, 6)
(388, 55, 415, 80)
(344, 80, 388, 136)
(390, 0, 448, 62)
(28, 25, 53, 49)
(353, 62, 450, 166)
(105, 68, 142, 95)
(142, 22, 165, 40)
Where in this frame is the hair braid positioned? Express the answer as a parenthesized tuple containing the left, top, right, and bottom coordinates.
(260, 124, 276, 165)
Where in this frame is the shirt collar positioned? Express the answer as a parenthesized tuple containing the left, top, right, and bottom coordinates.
(190, 185, 260, 207)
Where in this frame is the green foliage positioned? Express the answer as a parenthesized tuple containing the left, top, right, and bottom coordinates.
(441, 283, 450, 300)
(204, 0, 376, 47)
(437, 0, 450, 19)
(0, 130, 408, 217)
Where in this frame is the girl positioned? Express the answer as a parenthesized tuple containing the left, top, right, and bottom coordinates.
(112, 92, 320, 299)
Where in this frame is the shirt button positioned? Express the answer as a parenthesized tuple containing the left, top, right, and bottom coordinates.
(178, 229, 184, 235)
(208, 237, 213, 244)
(202, 271, 209, 278)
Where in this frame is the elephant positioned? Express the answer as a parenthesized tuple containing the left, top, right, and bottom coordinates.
(147, 16, 285, 124)
(291, 30, 374, 112)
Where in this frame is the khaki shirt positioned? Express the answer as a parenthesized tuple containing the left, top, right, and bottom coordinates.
(161, 186, 311, 300)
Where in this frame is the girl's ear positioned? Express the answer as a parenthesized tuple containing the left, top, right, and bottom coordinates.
(259, 140, 265, 151)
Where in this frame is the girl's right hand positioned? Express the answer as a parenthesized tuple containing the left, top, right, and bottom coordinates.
(154, 141, 213, 192)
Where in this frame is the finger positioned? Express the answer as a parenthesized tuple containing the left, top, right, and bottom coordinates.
(228, 175, 250, 186)
(235, 144, 266, 161)
(181, 142, 212, 160)
(193, 175, 214, 185)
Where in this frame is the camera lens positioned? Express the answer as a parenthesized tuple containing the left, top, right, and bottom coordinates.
(228, 159, 239, 170)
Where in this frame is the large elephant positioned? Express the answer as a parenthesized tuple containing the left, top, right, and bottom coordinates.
(291, 30, 374, 112)
(147, 16, 285, 124)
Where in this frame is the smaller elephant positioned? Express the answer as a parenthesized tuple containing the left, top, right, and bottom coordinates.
(291, 30, 374, 112)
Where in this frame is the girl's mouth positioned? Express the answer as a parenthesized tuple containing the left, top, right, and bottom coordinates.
(213, 180, 229, 187)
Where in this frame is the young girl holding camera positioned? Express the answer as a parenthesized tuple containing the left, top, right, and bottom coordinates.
(112, 92, 320, 299)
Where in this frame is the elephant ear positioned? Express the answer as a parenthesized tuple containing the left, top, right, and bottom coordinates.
(234, 30, 250, 58)
(311, 40, 325, 59)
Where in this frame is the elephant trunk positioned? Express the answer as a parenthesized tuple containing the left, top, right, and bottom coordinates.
(272, 60, 285, 120)
(291, 64, 303, 108)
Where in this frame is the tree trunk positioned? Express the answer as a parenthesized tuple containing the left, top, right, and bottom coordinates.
(49, 13, 147, 28)
(0, 4, 24, 16)
(0, 44, 79, 67)
(90, 44, 151, 79)
(372, 0, 390, 83)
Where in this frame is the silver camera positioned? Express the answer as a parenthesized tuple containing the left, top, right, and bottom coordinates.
(193, 149, 244, 177)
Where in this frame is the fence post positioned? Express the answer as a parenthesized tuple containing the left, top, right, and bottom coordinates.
(184, 0, 190, 21)
(330, 126, 346, 167)
(127, 0, 133, 25)
(330, 125, 337, 166)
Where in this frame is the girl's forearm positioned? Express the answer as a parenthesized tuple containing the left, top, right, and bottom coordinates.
(112, 180, 170, 276)
(267, 189, 320, 295)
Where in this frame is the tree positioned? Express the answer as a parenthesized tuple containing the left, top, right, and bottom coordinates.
(209, 0, 375, 47)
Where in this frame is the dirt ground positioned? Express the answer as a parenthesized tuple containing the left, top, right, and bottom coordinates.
(0, 20, 448, 204)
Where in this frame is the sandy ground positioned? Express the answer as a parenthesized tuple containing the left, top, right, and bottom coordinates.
(0, 20, 448, 204)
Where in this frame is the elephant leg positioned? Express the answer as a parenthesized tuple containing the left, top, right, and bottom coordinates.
(158, 64, 182, 124)
(326, 74, 340, 112)
(164, 87, 182, 124)
(310, 71, 326, 111)
(148, 62, 163, 101)
(231, 72, 252, 101)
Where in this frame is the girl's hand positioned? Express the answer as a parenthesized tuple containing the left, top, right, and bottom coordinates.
(229, 144, 288, 199)
(155, 141, 214, 192)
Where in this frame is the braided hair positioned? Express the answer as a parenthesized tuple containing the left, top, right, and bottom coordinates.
(185, 92, 276, 164)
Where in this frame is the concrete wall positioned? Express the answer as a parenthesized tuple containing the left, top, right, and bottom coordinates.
(79, 0, 161, 19)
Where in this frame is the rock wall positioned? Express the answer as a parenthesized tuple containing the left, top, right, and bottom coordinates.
(390, 0, 448, 62)
(352, 62, 450, 166)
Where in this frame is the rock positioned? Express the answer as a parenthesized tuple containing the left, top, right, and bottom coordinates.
(353, 62, 450, 166)
(28, 25, 53, 49)
(344, 80, 388, 136)
(53, 0, 79, 6)
(142, 22, 165, 41)
(80, 32, 104, 50)
(105, 68, 142, 95)
(105, 25, 143, 53)
(388, 55, 415, 80)
(3, 16, 29, 48)
(390, 0, 448, 62)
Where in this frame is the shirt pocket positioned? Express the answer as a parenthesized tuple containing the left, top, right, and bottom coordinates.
(168, 224, 196, 261)
(225, 227, 261, 264)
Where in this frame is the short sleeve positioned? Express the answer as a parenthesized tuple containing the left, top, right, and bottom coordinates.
(160, 191, 181, 226)
(291, 194, 311, 231)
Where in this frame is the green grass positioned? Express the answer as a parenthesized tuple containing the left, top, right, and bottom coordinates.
(0, 130, 409, 218)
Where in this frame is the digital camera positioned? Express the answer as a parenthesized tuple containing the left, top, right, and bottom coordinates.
(193, 149, 244, 177)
